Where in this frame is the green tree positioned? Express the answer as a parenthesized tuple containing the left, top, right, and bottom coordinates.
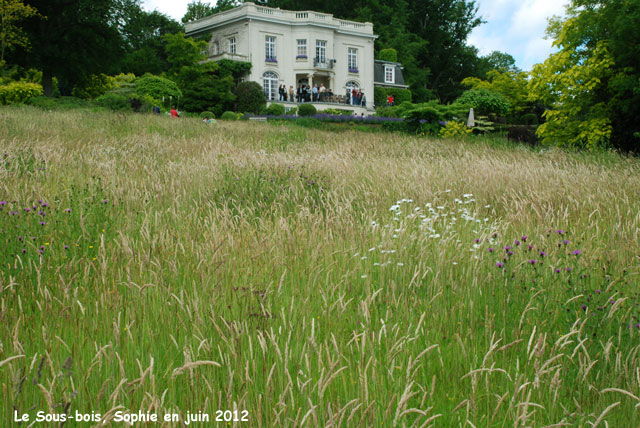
(14, 0, 126, 95)
(119, 8, 183, 76)
(177, 62, 235, 115)
(462, 70, 535, 121)
(182, 0, 239, 23)
(529, 0, 640, 151)
(234, 81, 266, 114)
(0, 0, 39, 67)
(163, 32, 207, 76)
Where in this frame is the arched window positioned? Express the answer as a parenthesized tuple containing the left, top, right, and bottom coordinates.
(263, 71, 279, 101)
(345, 80, 360, 92)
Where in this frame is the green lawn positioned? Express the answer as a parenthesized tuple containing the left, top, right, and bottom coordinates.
(1, 106, 640, 427)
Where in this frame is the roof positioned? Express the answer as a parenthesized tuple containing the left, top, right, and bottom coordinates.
(374, 60, 408, 88)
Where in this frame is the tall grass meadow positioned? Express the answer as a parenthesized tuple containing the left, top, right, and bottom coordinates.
(1, 106, 640, 426)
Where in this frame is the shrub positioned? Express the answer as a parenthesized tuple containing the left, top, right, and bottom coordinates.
(200, 111, 214, 118)
(72, 74, 113, 100)
(0, 81, 44, 104)
(136, 74, 182, 102)
(378, 48, 398, 63)
(374, 87, 412, 107)
(265, 103, 286, 116)
(285, 106, 297, 115)
(234, 81, 266, 114)
(298, 103, 317, 116)
(439, 121, 472, 138)
(94, 93, 132, 111)
(508, 125, 538, 145)
(456, 89, 510, 116)
(220, 111, 238, 120)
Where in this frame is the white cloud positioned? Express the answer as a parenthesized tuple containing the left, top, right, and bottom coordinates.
(470, 0, 569, 71)
(141, 0, 190, 21)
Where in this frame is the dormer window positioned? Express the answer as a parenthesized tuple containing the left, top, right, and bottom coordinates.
(384, 65, 395, 83)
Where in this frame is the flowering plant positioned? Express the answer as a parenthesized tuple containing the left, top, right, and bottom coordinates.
(265, 57, 278, 63)
(348, 67, 359, 73)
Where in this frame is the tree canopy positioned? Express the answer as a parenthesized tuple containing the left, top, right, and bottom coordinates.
(529, 0, 640, 151)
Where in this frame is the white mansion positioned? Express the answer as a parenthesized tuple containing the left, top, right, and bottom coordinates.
(185, 2, 394, 113)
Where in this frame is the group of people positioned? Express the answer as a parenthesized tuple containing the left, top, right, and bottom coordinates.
(279, 84, 337, 103)
(277, 83, 366, 107)
(346, 88, 366, 107)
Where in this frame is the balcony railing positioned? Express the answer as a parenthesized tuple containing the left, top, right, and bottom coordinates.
(314, 58, 335, 69)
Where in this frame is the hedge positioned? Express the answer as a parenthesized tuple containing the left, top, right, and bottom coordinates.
(377, 48, 398, 63)
(298, 103, 317, 116)
(0, 81, 44, 105)
(374, 87, 412, 107)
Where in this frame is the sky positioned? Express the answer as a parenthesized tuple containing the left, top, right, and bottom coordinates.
(141, 0, 569, 72)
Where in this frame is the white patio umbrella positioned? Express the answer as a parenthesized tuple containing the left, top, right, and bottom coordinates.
(467, 108, 475, 127)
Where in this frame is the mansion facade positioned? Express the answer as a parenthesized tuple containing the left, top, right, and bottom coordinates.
(185, 2, 379, 111)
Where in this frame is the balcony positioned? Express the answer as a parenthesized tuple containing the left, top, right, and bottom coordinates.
(314, 58, 335, 70)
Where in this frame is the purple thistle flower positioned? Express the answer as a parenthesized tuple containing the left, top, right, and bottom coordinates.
(492, 233, 498, 238)
(40, 246, 45, 250)
(38, 250, 43, 254)
(555, 268, 561, 273)
(581, 305, 587, 311)
(521, 236, 528, 242)
(539, 250, 546, 257)
(563, 239, 570, 245)
(565, 267, 572, 272)
(24, 208, 31, 212)
(528, 259, 537, 264)
(496, 262, 505, 268)
(556, 229, 565, 235)
(610, 300, 615, 305)
(595, 289, 601, 294)
(39, 211, 45, 216)
(64, 245, 69, 250)
(504, 246, 511, 251)
(102, 200, 108, 204)
(572, 250, 582, 255)
(474, 238, 480, 243)
(514, 240, 521, 246)
(635, 323, 640, 329)
(507, 251, 514, 256)
(488, 247, 494, 252)
(65, 208, 72, 212)
(41, 202, 49, 207)
(40, 221, 46, 226)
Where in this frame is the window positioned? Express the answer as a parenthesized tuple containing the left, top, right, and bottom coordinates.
(384, 65, 395, 83)
(263, 71, 278, 101)
(228, 37, 236, 54)
(346, 80, 360, 92)
(213, 41, 219, 55)
(348, 48, 358, 72)
(316, 40, 327, 64)
(265, 36, 276, 61)
(296, 39, 307, 58)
